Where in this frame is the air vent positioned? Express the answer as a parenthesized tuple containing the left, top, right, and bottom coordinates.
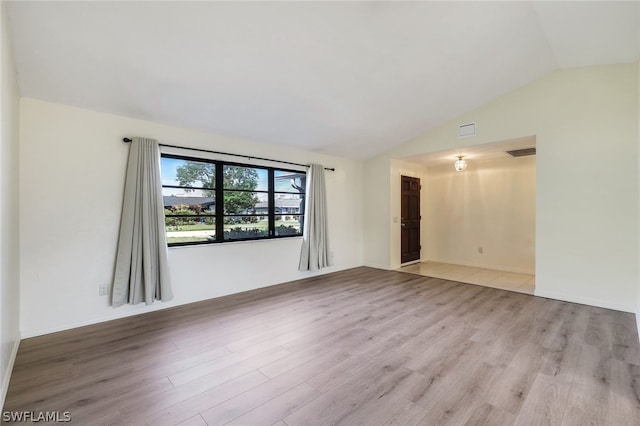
(506, 147, 536, 157)
(458, 122, 476, 138)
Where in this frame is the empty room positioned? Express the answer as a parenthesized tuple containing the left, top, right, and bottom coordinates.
(1, 1, 640, 425)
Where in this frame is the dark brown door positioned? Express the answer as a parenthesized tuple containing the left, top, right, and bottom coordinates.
(401, 175, 421, 264)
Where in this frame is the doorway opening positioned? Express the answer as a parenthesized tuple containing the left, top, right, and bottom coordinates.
(396, 136, 536, 295)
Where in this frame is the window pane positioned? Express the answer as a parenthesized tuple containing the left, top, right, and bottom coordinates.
(165, 219, 216, 245)
(223, 217, 269, 240)
(162, 188, 216, 214)
(167, 236, 216, 245)
(224, 165, 267, 191)
(274, 170, 306, 194)
(276, 215, 302, 236)
(161, 157, 215, 189)
(274, 194, 304, 215)
(223, 191, 267, 215)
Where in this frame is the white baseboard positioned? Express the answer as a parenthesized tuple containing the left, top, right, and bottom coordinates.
(1, 337, 20, 410)
(20, 300, 181, 338)
(21, 263, 362, 339)
(425, 257, 534, 275)
(535, 288, 636, 313)
(363, 262, 391, 270)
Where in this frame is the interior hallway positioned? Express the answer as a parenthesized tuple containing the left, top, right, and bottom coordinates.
(399, 261, 535, 295)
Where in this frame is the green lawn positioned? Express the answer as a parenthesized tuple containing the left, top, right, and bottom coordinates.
(166, 224, 215, 231)
(167, 237, 210, 244)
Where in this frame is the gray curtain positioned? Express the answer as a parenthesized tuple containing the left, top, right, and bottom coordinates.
(112, 137, 173, 307)
(299, 164, 332, 271)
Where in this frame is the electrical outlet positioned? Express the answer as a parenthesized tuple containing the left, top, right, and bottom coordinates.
(478, 247, 483, 254)
(99, 283, 109, 296)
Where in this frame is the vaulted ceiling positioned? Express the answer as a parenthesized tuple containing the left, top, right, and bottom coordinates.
(6, 1, 639, 160)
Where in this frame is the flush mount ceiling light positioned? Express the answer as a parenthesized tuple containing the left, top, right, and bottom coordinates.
(454, 155, 467, 171)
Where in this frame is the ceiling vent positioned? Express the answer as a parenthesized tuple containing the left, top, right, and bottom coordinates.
(458, 122, 476, 138)
(506, 147, 536, 157)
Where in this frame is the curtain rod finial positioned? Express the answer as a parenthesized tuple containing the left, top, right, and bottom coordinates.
(123, 137, 132, 143)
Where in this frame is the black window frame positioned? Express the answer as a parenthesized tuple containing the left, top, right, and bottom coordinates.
(161, 153, 306, 247)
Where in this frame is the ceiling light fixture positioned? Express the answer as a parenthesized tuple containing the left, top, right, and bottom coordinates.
(454, 155, 467, 171)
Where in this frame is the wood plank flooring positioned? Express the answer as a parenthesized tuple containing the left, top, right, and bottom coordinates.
(4, 267, 640, 425)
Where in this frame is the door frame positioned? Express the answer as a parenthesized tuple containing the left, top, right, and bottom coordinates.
(400, 175, 421, 265)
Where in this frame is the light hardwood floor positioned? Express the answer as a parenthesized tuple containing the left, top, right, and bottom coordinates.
(399, 261, 535, 295)
(4, 267, 640, 425)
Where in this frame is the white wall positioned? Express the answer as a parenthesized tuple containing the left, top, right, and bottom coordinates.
(364, 63, 639, 313)
(363, 155, 391, 269)
(424, 156, 535, 274)
(0, 0, 21, 408)
(19, 99, 364, 337)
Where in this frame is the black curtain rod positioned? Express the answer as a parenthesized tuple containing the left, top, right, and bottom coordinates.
(122, 138, 335, 171)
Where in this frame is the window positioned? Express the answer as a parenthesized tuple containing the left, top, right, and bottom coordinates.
(161, 154, 306, 246)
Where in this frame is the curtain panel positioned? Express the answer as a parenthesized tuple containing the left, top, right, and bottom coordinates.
(112, 137, 173, 307)
(299, 163, 332, 271)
